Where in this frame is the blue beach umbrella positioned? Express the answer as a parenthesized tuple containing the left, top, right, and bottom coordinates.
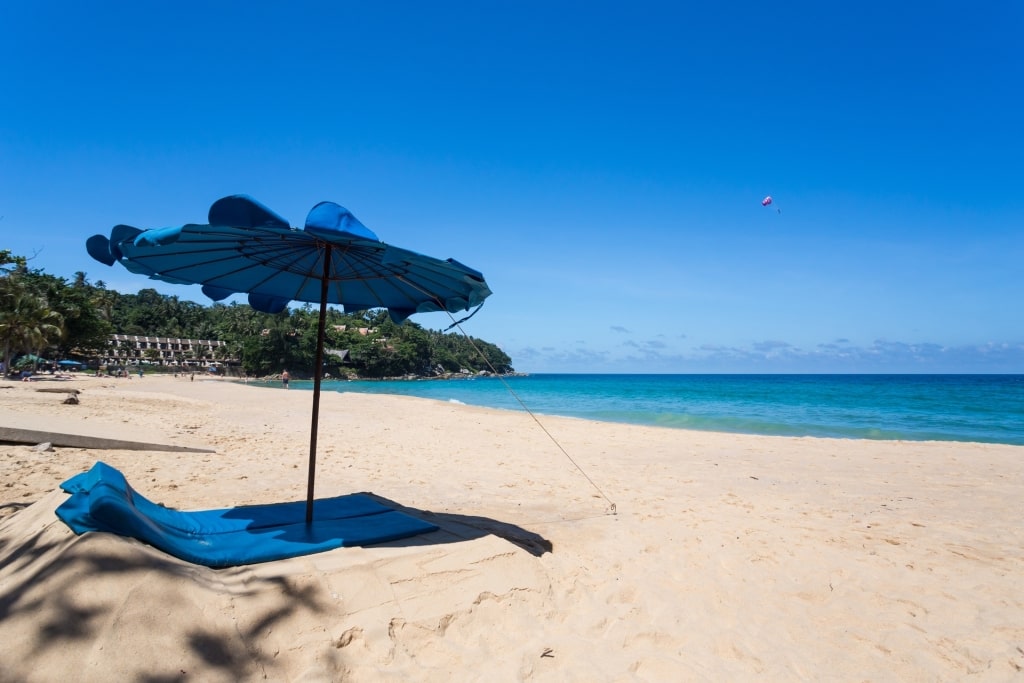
(87, 195, 492, 522)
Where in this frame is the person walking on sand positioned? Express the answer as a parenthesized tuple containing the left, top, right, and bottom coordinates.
(282, 369, 290, 389)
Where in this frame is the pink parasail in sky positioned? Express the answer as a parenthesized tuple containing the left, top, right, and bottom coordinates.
(761, 196, 773, 207)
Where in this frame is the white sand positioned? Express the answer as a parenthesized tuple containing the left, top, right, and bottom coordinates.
(1, 375, 1022, 681)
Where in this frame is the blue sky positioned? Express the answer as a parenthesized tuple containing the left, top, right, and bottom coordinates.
(2, 2, 1022, 373)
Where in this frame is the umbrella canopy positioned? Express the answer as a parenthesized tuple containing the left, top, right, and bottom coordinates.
(87, 195, 492, 522)
(88, 195, 490, 320)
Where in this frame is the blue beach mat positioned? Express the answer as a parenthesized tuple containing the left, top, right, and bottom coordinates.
(55, 462, 438, 568)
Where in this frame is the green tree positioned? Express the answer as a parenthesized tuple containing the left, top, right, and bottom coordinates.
(90, 282, 118, 322)
(21, 270, 113, 359)
(239, 311, 302, 375)
(0, 293, 64, 373)
(2, 252, 515, 379)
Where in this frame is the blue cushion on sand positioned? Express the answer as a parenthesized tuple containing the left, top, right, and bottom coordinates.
(56, 461, 438, 568)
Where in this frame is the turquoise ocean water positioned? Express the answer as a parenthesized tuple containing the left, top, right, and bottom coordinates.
(277, 374, 1024, 446)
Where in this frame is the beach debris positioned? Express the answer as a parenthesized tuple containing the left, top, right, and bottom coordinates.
(63, 394, 80, 405)
(0, 426, 215, 453)
(335, 627, 363, 648)
(541, 648, 555, 658)
(33, 442, 53, 452)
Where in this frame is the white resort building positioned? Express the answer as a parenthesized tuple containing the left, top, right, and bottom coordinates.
(105, 334, 231, 367)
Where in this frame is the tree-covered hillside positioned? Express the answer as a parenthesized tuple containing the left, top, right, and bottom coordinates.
(1, 250, 513, 378)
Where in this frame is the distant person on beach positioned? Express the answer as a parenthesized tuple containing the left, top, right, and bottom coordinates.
(282, 370, 290, 389)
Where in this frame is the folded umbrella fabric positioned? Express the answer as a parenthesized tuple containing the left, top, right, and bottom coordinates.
(56, 462, 438, 568)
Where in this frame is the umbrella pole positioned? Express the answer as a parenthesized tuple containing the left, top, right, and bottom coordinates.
(306, 247, 332, 524)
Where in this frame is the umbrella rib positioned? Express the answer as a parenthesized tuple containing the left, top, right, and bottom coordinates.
(327, 246, 460, 311)
(131, 236, 328, 300)
(235, 241, 325, 298)
(394, 273, 446, 309)
(327, 249, 410, 308)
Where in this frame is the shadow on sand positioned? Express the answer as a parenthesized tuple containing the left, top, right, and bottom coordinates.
(0, 492, 551, 681)
(361, 492, 554, 557)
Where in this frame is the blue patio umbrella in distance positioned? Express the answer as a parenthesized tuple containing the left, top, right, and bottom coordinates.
(87, 195, 492, 522)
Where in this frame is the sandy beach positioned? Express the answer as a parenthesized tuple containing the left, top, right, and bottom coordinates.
(1, 374, 1022, 681)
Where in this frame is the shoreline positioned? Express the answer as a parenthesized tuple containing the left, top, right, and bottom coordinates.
(1, 374, 1022, 680)
(3, 372, 1022, 452)
(234, 373, 1024, 447)
(7, 371, 1021, 448)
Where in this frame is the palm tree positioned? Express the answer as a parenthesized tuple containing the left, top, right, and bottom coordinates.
(91, 286, 117, 322)
(194, 343, 210, 365)
(0, 293, 64, 376)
